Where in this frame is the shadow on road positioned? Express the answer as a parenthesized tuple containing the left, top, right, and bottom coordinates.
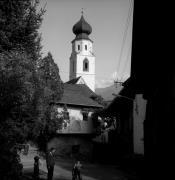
(54, 157, 127, 180)
(22, 153, 138, 180)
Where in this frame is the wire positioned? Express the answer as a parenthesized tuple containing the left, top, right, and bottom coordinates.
(117, 0, 133, 74)
(58, 0, 133, 83)
(112, 94, 134, 101)
(120, 43, 132, 80)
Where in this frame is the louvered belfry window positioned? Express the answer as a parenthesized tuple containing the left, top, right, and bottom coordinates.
(83, 58, 89, 72)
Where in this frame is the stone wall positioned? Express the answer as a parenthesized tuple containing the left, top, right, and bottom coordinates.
(133, 94, 147, 155)
(48, 135, 93, 161)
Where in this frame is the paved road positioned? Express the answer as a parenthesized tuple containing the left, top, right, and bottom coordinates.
(20, 149, 129, 180)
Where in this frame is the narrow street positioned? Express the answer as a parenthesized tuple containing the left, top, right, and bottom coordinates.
(21, 149, 135, 180)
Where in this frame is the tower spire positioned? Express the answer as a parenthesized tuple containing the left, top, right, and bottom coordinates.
(81, 8, 84, 16)
(70, 13, 95, 92)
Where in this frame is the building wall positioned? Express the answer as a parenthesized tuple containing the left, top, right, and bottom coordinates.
(133, 94, 147, 155)
(57, 106, 94, 134)
(73, 39, 93, 55)
(48, 135, 93, 160)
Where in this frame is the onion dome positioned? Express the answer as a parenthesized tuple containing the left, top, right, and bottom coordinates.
(73, 15, 92, 35)
(72, 14, 92, 42)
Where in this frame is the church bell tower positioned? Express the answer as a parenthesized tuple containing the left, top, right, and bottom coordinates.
(69, 12, 95, 92)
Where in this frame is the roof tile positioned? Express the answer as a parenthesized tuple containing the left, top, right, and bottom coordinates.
(57, 84, 103, 108)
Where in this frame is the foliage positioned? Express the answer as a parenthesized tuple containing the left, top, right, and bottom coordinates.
(0, 1, 63, 179)
(91, 110, 117, 136)
(0, 51, 40, 180)
(35, 52, 64, 152)
(35, 105, 62, 153)
(38, 52, 63, 103)
(61, 104, 70, 129)
(0, 0, 45, 61)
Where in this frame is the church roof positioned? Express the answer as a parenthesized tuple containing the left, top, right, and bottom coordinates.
(66, 76, 81, 84)
(57, 83, 103, 108)
(72, 15, 92, 42)
(73, 15, 92, 35)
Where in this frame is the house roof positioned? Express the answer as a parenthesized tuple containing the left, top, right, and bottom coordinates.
(97, 77, 134, 117)
(66, 76, 81, 84)
(57, 83, 103, 108)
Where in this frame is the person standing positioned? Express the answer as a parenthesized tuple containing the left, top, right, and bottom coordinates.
(72, 160, 82, 180)
(33, 156, 40, 180)
(46, 147, 56, 180)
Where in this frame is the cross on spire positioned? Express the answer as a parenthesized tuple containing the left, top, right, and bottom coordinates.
(81, 8, 84, 16)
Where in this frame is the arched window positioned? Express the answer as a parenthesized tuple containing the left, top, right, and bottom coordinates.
(85, 45, 87, 50)
(83, 58, 89, 72)
(78, 45, 80, 51)
(72, 60, 74, 72)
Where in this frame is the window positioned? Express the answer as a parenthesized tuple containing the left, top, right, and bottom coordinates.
(78, 45, 80, 51)
(85, 45, 87, 50)
(82, 112, 88, 121)
(63, 111, 69, 120)
(83, 58, 89, 72)
(81, 108, 89, 121)
(72, 61, 74, 72)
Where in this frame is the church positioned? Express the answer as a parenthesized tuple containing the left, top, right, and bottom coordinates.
(48, 13, 103, 160)
(69, 12, 95, 92)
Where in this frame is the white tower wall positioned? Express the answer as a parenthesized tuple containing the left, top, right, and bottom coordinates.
(69, 39, 95, 92)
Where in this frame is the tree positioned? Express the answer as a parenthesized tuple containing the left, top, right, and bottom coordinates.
(0, 1, 63, 179)
(0, 0, 45, 61)
(38, 52, 63, 102)
(35, 52, 64, 152)
(0, 51, 41, 180)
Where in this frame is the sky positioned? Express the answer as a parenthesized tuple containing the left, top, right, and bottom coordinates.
(39, 0, 133, 88)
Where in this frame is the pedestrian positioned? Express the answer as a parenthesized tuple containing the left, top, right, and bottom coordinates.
(33, 156, 40, 180)
(72, 160, 82, 180)
(46, 147, 56, 180)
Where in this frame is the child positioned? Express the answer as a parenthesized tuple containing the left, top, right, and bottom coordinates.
(72, 160, 82, 180)
(33, 156, 40, 180)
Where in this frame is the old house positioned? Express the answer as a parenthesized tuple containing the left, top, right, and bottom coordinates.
(91, 77, 146, 163)
(105, 77, 146, 156)
(95, 78, 134, 160)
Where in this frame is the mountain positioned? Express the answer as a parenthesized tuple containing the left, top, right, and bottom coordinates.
(95, 84, 123, 102)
